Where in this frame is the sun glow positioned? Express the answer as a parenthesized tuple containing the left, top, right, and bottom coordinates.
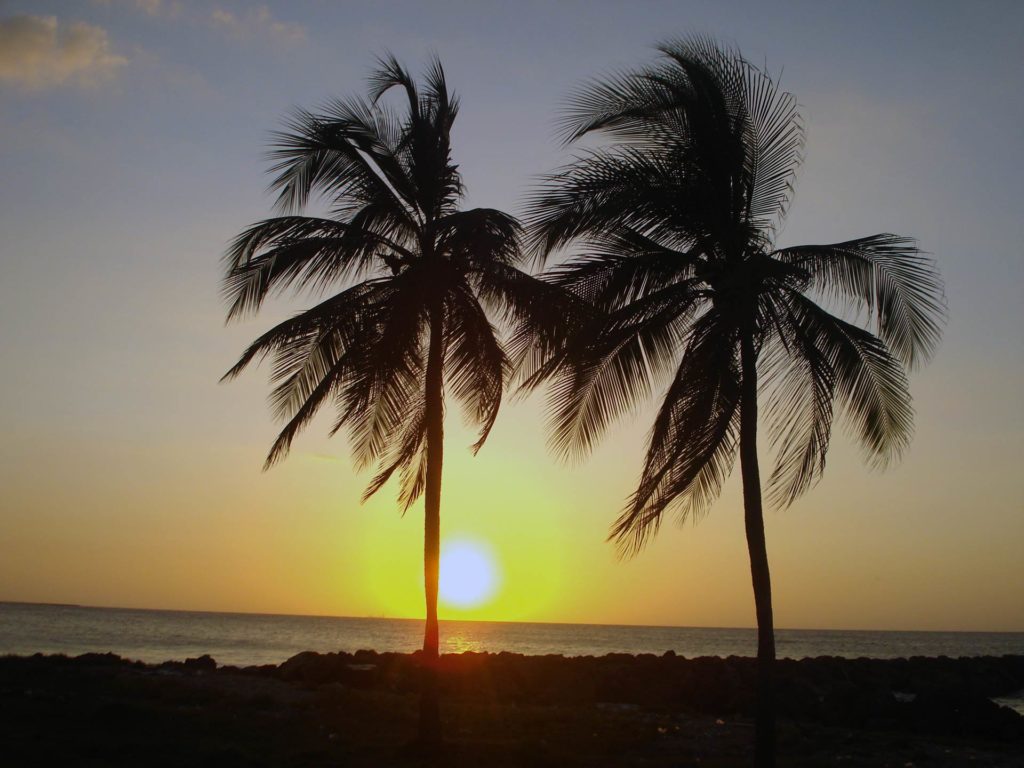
(438, 539, 499, 608)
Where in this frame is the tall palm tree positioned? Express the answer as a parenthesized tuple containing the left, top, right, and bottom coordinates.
(520, 37, 944, 767)
(221, 56, 558, 748)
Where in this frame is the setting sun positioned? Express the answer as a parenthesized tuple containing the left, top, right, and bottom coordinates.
(438, 539, 499, 608)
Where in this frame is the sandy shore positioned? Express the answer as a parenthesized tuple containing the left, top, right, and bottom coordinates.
(2, 650, 1022, 766)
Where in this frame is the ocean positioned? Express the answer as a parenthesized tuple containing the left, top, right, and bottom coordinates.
(2, 601, 1023, 667)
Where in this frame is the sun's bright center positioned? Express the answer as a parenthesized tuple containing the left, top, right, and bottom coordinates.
(438, 539, 498, 608)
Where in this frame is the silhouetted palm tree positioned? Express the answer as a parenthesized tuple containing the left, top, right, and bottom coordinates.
(221, 56, 557, 748)
(521, 37, 944, 767)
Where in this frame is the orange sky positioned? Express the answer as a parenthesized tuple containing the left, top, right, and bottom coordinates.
(3, 382, 1022, 631)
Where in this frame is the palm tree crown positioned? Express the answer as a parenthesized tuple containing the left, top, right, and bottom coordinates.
(523, 37, 945, 553)
(223, 56, 540, 505)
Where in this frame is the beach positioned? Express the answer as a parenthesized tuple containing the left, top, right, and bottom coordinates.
(3, 650, 1022, 766)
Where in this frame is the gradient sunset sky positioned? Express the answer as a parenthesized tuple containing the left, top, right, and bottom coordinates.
(1, 0, 1021, 632)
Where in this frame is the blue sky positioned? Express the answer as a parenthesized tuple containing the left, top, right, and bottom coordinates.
(0, 0, 1022, 630)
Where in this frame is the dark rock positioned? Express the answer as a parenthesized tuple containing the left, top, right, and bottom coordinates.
(73, 652, 124, 666)
(278, 651, 383, 688)
(184, 654, 216, 673)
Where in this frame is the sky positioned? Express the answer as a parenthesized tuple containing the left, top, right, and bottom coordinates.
(0, 0, 1021, 632)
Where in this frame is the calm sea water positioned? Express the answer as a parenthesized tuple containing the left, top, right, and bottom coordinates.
(2, 602, 1023, 667)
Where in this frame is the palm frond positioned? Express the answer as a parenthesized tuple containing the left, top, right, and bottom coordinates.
(261, 336, 355, 470)
(422, 54, 459, 132)
(773, 235, 945, 368)
(221, 280, 387, 381)
(739, 59, 803, 233)
(611, 310, 741, 555)
(525, 147, 712, 264)
(266, 101, 420, 223)
(477, 262, 598, 389)
(222, 217, 412, 320)
(544, 229, 701, 310)
(558, 67, 679, 147)
(335, 270, 428, 470)
(543, 281, 704, 461)
(759, 294, 834, 507)
(221, 283, 387, 469)
(361, 391, 427, 508)
(368, 52, 419, 111)
(436, 208, 522, 268)
(443, 279, 508, 453)
(783, 291, 914, 465)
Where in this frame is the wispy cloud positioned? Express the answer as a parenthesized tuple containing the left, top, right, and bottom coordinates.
(209, 5, 305, 45)
(0, 15, 127, 90)
(131, 0, 167, 15)
(92, 0, 183, 18)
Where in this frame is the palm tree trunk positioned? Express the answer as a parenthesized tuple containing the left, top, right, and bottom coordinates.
(739, 331, 776, 768)
(418, 302, 444, 749)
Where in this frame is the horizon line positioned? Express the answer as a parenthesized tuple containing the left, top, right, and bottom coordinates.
(2, 600, 1020, 636)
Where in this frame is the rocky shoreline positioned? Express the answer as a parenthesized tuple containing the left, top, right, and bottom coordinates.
(2, 651, 1022, 766)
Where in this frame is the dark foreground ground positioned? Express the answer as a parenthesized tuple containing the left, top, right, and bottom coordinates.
(2, 651, 1023, 767)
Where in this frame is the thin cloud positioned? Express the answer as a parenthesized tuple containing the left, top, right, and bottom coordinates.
(132, 0, 166, 14)
(92, 0, 184, 18)
(209, 5, 305, 44)
(0, 15, 127, 90)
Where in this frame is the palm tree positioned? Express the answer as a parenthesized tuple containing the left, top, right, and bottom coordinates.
(221, 56, 559, 748)
(520, 37, 944, 767)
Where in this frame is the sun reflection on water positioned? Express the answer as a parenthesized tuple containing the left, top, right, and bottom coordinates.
(442, 633, 484, 653)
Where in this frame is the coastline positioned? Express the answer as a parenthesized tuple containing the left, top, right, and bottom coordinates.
(2, 650, 1022, 766)
(4, 600, 1022, 634)
(4, 602, 1022, 665)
